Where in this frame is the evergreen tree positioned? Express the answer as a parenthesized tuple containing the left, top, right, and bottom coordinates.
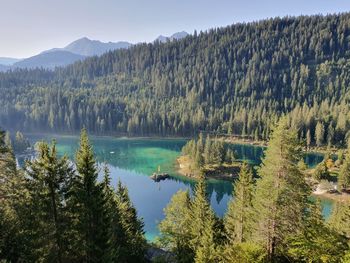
(69, 128, 106, 262)
(189, 175, 218, 263)
(116, 180, 147, 262)
(204, 135, 212, 165)
(13, 131, 30, 153)
(0, 130, 26, 262)
(328, 202, 350, 240)
(99, 163, 121, 262)
(24, 141, 75, 262)
(288, 201, 348, 262)
(315, 121, 325, 147)
(224, 162, 254, 244)
(251, 118, 311, 259)
(159, 190, 193, 263)
(338, 144, 350, 191)
(306, 129, 311, 150)
(225, 148, 236, 164)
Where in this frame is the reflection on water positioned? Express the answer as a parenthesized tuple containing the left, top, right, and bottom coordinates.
(25, 135, 329, 240)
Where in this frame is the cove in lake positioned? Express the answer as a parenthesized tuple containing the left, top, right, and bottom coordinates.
(26, 135, 329, 241)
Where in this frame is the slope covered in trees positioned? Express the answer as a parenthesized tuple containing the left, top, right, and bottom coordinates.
(1, 13, 350, 146)
(159, 119, 350, 262)
(0, 129, 146, 262)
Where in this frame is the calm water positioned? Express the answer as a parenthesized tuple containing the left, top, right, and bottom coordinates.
(26, 135, 329, 241)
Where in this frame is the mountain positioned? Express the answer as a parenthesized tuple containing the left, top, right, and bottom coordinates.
(155, 31, 188, 43)
(0, 32, 184, 70)
(16, 37, 132, 69)
(1, 13, 349, 145)
(0, 64, 10, 72)
(63, 37, 132, 56)
(13, 50, 85, 69)
(0, 57, 21, 66)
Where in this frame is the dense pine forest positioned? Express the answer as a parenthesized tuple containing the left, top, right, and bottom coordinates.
(2, 120, 350, 262)
(1, 13, 350, 146)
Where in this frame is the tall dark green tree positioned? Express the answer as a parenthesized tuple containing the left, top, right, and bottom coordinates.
(99, 163, 121, 262)
(189, 175, 218, 263)
(24, 141, 75, 262)
(251, 118, 311, 260)
(115, 180, 147, 262)
(328, 201, 350, 241)
(159, 189, 193, 263)
(224, 162, 254, 244)
(288, 201, 349, 262)
(338, 143, 350, 191)
(69, 128, 107, 262)
(0, 130, 26, 262)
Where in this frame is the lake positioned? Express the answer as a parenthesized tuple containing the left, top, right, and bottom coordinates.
(26, 135, 329, 241)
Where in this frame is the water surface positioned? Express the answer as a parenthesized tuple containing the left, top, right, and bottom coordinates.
(27, 135, 329, 240)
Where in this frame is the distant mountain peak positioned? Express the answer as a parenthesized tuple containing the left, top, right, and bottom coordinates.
(64, 37, 132, 56)
(155, 31, 189, 43)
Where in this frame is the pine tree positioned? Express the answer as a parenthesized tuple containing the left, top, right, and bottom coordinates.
(69, 128, 106, 262)
(315, 121, 325, 147)
(251, 118, 311, 259)
(288, 201, 348, 262)
(204, 135, 212, 165)
(24, 141, 75, 262)
(0, 130, 27, 262)
(225, 148, 236, 164)
(116, 180, 146, 263)
(189, 175, 218, 263)
(306, 129, 311, 150)
(224, 162, 254, 244)
(328, 201, 350, 240)
(99, 164, 120, 262)
(195, 141, 204, 169)
(338, 144, 350, 191)
(159, 190, 193, 263)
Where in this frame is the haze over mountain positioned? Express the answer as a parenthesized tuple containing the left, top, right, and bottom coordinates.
(43, 37, 132, 57)
(0, 32, 188, 71)
(0, 64, 9, 71)
(155, 31, 189, 43)
(0, 57, 21, 65)
(63, 37, 132, 56)
(13, 50, 85, 69)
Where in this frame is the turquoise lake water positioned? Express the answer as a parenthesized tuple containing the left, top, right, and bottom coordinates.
(26, 135, 330, 241)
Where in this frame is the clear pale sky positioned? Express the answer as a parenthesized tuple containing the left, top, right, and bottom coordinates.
(1, 0, 350, 58)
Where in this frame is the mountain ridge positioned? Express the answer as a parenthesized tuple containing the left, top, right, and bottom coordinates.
(0, 31, 188, 70)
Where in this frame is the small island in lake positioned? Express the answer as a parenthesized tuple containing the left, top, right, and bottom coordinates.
(177, 133, 242, 180)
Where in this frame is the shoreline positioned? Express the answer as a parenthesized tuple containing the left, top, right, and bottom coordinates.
(218, 136, 342, 155)
(312, 191, 350, 202)
(23, 132, 343, 155)
(176, 155, 240, 181)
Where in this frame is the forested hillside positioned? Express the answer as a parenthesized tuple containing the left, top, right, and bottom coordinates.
(1, 13, 350, 146)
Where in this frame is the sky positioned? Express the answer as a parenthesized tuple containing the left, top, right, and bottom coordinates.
(1, 0, 350, 58)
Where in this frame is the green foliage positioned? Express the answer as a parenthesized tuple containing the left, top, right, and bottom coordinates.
(158, 190, 193, 263)
(328, 202, 350, 240)
(1, 14, 350, 147)
(338, 146, 350, 190)
(182, 134, 229, 168)
(288, 201, 348, 263)
(251, 118, 311, 259)
(0, 129, 147, 262)
(220, 242, 267, 263)
(313, 159, 330, 181)
(224, 162, 254, 244)
(9, 131, 31, 153)
(115, 180, 147, 262)
(189, 175, 219, 263)
(0, 130, 27, 262)
(23, 141, 75, 262)
(69, 128, 108, 262)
